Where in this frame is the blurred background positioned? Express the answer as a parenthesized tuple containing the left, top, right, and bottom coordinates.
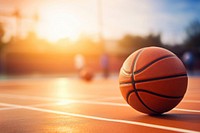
(0, 0, 200, 78)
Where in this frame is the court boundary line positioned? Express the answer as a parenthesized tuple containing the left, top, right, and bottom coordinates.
(0, 93, 200, 113)
(0, 102, 66, 111)
(72, 101, 200, 113)
(0, 93, 199, 113)
(0, 107, 17, 111)
(0, 93, 199, 103)
(183, 100, 200, 103)
(94, 96, 200, 103)
(0, 102, 199, 133)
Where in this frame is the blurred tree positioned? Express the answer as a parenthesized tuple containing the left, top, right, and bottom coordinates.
(118, 33, 163, 55)
(181, 19, 200, 71)
(76, 35, 103, 55)
(146, 33, 162, 47)
(184, 19, 200, 55)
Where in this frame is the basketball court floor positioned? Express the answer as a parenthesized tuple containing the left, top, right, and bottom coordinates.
(0, 75, 199, 133)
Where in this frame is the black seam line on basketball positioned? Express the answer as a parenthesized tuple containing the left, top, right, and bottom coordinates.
(128, 48, 160, 114)
(134, 74, 187, 83)
(119, 81, 132, 85)
(130, 89, 183, 99)
(126, 49, 143, 102)
(119, 74, 187, 85)
(133, 55, 175, 75)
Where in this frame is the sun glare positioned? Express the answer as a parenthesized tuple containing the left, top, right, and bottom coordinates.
(37, 4, 81, 42)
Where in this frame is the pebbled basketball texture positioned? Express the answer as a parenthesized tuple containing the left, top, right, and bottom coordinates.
(119, 47, 188, 115)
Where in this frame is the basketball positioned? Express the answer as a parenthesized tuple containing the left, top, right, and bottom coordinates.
(80, 68, 94, 81)
(119, 47, 188, 115)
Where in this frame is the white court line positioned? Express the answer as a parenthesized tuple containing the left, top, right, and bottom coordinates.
(72, 101, 200, 113)
(0, 94, 62, 102)
(0, 102, 65, 111)
(0, 107, 17, 111)
(174, 108, 200, 113)
(95, 96, 200, 103)
(1, 93, 200, 103)
(183, 100, 200, 103)
(0, 102, 199, 133)
(94, 96, 123, 101)
(1, 100, 199, 113)
(0, 93, 199, 113)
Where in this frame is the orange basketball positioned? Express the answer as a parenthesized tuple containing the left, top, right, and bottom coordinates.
(80, 68, 94, 81)
(119, 47, 188, 115)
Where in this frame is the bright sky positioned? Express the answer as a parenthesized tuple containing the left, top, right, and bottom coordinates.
(0, 0, 200, 44)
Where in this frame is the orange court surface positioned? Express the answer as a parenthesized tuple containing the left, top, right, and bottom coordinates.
(0, 75, 199, 133)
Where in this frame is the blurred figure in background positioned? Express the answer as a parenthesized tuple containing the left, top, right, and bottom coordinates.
(74, 54, 85, 72)
(0, 23, 5, 74)
(100, 53, 109, 78)
(74, 54, 94, 81)
(182, 51, 195, 74)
